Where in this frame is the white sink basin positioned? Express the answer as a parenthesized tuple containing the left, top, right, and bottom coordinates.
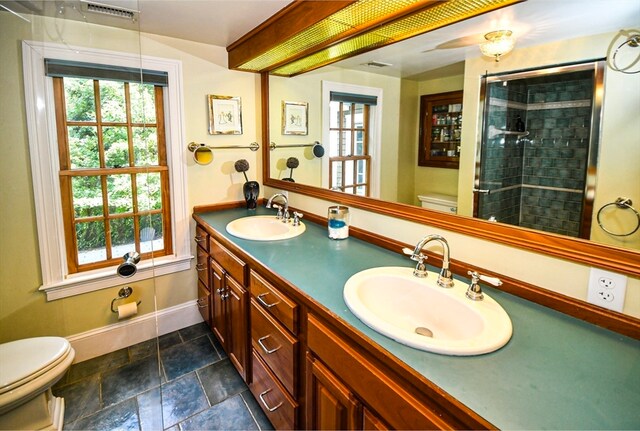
(343, 267, 512, 356)
(226, 215, 306, 241)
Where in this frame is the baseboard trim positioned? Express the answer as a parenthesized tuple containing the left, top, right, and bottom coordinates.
(67, 300, 203, 363)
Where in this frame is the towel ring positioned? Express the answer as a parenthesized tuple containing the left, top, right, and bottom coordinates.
(596, 197, 640, 237)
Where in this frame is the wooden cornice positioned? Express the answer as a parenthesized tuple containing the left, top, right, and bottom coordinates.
(227, 0, 355, 70)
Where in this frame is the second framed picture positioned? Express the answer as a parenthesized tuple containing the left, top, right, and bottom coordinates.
(282, 101, 308, 135)
(208, 95, 242, 135)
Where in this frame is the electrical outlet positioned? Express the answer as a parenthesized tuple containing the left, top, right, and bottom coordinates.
(587, 268, 627, 312)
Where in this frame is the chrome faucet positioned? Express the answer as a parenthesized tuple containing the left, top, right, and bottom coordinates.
(266, 193, 289, 222)
(402, 234, 454, 287)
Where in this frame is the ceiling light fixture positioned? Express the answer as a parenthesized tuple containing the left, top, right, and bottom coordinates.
(480, 30, 515, 62)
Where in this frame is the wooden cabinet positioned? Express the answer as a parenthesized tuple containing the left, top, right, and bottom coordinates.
(196, 233, 249, 381)
(248, 270, 300, 428)
(418, 90, 463, 169)
(306, 314, 470, 430)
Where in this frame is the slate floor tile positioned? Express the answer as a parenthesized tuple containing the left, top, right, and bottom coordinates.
(159, 331, 182, 350)
(67, 398, 139, 431)
(66, 349, 129, 383)
(160, 372, 209, 428)
(53, 374, 101, 423)
(241, 390, 274, 431)
(137, 387, 164, 431)
(179, 394, 258, 430)
(179, 322, 211, 342)
(101, 355, 161, 407)
(208, 334, 227, 360)
(198, 359, 247, 406)
(128, 338, 158, 361)
(161, 335, 217, 381)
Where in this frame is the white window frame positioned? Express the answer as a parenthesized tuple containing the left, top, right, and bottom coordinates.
(321, 80, 383, 198)
(22, 40, 191, 301)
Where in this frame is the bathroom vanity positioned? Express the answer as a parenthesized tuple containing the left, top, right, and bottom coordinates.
(193, 206, 640, 430)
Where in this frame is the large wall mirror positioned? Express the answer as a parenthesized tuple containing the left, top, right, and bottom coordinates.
(263, 0, 640, 276)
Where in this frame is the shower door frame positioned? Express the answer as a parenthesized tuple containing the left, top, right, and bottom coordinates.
(475, 59, 606, 239)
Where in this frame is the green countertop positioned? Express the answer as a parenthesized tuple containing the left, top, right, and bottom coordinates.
(197, 207, 640, 430)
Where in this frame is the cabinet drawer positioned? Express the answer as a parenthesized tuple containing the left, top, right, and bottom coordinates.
(197, 280, 211, 326)
(250, 270, 297, 335)
(209, 238, 246, 285)
(194, 225, 208, 252)
(249, 349, 297, 430)
(251, 299, 297, 397)
(196, 245, 209, 288)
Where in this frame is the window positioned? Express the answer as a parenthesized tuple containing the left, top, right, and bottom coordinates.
(328, 99, 371, 196)
(53, 75, 171, 273)
(322, 81, 382, 198)
(23, 41, 191, 300)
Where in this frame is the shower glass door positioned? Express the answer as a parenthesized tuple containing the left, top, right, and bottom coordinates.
(10, 2, 167, 429)
(476, 61, 605, 239)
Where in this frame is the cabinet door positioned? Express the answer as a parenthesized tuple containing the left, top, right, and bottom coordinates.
(227, 275, 248, 381)
(363, 407, 389, 431)
(210, 259, 227, 349)
(306, 353, 361, 431)
(197, 280, 211, 326)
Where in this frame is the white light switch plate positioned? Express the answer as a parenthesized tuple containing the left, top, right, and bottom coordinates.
(586, 268, 627, 312)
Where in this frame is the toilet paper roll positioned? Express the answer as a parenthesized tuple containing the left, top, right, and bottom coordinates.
(117, 302, 138, 320)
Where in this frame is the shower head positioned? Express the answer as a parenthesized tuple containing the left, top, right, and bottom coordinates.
(117, 251, 140, 278)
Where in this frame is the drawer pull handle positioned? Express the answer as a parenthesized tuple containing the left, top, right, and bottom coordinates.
(257, 292, 279, 308)
(258, 335, 281, 354)
(258, 389, 282, 412)
(196, 298, 207, 308)
(195, 263, 206, 271)
(194, 235, 206, 243)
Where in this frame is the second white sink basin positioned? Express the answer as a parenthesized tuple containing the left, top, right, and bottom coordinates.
(343, 267, 512, 356)
(226, 215, 305, 241)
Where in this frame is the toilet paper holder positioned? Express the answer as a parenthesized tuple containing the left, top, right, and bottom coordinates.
(111, 287, 141, 313)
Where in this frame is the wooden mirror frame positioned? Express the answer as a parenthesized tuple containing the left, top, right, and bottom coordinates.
(261, 74, 640, 277)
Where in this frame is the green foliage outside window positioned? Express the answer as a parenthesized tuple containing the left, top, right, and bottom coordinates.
(63, 77, 163, 255)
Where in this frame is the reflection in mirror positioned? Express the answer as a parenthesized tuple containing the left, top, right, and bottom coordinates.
(476, 60, 604, 239)
(266, 0, 640, 254)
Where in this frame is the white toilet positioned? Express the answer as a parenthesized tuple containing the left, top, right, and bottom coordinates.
(0, 337, 75, 431)
(417, 193, 458, 213)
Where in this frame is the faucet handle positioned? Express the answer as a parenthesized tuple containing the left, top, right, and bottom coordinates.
(402, 247, 428, 278)
(271, 203, 283, 219)
(292, 211, 303, 226)
(465, 271, 502, 301)
(402, 247, 428, 262)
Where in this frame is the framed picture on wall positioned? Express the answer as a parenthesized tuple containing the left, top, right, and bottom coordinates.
(282, 101, 308, 135)
(208, 95, 242, 134)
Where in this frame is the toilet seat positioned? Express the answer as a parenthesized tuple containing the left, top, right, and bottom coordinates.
(0, 337, 72, 395)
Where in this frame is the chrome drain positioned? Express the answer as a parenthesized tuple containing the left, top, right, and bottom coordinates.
(415, 327, 433, 337)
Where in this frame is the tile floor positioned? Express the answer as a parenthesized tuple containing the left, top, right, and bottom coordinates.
(53, 323, 273, 431)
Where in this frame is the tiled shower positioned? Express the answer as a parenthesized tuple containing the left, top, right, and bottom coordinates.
(477, 66, 598, 238)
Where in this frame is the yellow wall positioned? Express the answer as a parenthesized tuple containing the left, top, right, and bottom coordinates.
(0, 14, 261, 343)
(412, 74, 464, 206)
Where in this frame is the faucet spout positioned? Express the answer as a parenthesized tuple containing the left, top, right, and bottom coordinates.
(266, 193, 289, 221)
(410, 234, 454, 287)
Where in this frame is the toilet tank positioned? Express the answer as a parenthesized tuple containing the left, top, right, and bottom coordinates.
(417, 193, 457, 214)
